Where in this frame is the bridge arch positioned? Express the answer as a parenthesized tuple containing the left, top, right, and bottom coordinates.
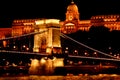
(33, 19, 62, 54)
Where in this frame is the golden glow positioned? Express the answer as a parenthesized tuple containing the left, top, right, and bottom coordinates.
(65, 23, 74, 26)
(35, 19, 60, 25)
(46, 47, 52, 54)
(53, 58, 64, 67)
(52, 57, 56, 61)
(111, 74, 118, 76)
(80, 20, 90, 24)
(67, 1, 79, 13)
(46, 19, 60, 24)
(29, 59, 40, 74)
(29, 58, 63, 74)
(33, 48, 39, 52)
(23, 23, 34, 25)
(34, 18, 61, 53)
(30, 59, 39, 67)
(12, 27, 23, 36)
(104, 19, 117, 21)
(26, 48, 29, 51)
(35, 20, 44, 25)
(40, 58, 46, 64)
(1, 36, 7, 47)
(23, 45, 26, 48)
(12, 63, 17, 67)
(13, 45, 16, 49)
(3, 41, 7, 47)
(46, 27, 61, 54)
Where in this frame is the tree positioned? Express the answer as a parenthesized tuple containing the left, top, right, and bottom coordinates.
(88, 26, 110, 52)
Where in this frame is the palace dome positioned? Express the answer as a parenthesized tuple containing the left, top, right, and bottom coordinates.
(67, 1, 79, 13)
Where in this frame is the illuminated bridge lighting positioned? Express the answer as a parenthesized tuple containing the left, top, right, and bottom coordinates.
(0, 50, 48, 56)
(0, 27, 119, 62)
(68, 55, 120, 62)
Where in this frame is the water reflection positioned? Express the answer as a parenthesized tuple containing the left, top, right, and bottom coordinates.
(29, 57, 64, 75)
(1, 74, 120, 80)
(1, 57, 120, 80)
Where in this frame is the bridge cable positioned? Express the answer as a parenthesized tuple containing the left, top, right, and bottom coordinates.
(0, 30, 48, 41)
(0, 50, 48, 56)
(68, 55, 120, 61)
(61, 33, 117, 59)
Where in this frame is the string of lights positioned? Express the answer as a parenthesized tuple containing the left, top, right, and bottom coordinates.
(0, 50, 48, 56)
(61, 33, 117, 59)
(68, 55, 120, 62)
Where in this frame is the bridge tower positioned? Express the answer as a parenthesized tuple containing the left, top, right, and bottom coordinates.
(33, 19, 61, 54)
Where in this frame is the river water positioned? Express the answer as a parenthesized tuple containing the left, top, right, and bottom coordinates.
(1, 74, 120, 80)
(1, 56, 120, 79)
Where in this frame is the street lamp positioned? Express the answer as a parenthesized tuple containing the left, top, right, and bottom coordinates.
(65, 47, 69, 54)
(73, 50, 78, 55)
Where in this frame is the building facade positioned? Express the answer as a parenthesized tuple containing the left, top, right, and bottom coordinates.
(60, 1, 120, 34)
(60, 1, 91, 34)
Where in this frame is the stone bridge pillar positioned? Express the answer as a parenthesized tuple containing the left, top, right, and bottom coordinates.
(33, 19, 61, 54)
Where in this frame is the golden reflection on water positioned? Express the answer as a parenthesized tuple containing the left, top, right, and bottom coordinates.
(0, 74, 120, 80)
(29, 58, 64, 75)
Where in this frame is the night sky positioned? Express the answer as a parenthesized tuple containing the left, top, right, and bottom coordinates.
(0, 0, 120, 27)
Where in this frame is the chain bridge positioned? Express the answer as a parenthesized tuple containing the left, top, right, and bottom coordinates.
(0, 19, 120, 75)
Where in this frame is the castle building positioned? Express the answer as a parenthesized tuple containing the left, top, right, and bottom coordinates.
(60, 1, 120, 34)
(91, 15, 120, 31)
(60, 1, 91, 34)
